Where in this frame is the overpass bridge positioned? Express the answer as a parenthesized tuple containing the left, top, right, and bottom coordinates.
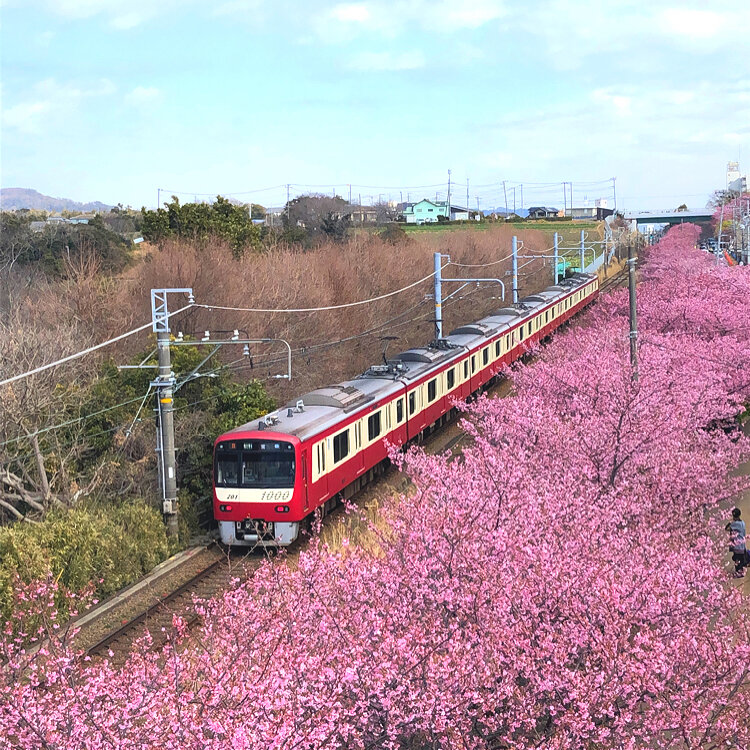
(622, 208, 713, 226)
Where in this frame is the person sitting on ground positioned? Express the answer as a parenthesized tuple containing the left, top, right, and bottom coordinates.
(726, 507, 747, 578)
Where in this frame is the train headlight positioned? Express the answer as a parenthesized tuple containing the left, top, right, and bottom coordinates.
(219, 504, 233, 512)
(275, 505, 290, 513)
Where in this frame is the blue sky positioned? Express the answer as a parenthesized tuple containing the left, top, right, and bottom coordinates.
(2, 0, 749, 211)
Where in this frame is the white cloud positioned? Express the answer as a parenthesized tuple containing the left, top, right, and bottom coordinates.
(2, 78, 116, 135)
(42, 0, 168, 28)
(316, 0, 506, 42)
(330, 3, 371, 22)
(212, 0, 264, 19)
(422, 0, 507, 31)
(2, 101, 53, 134)
(126, 86, 161, 106)
(482, 78, 750, 187)
(348, 50, 425, 71)
(512, 1, 750, 69)
(657, 8, 725, 39)
(592, 89, 633, 117)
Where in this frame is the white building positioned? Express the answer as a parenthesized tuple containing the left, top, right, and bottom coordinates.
(727, 161, 747, 193)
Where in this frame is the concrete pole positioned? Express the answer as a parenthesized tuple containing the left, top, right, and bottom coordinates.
(447, 169, 452, 220)
(580, 229, 585, 271)
(156, 330, 179, 538)
(434, 251, 443, 339)
(553, 232, 559, 284)
(627, 245, 638, 382)
(512, 236, 519, 303)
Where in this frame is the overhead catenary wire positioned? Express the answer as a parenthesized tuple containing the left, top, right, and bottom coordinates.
(0, 280, 446, 448)
(1, 269, 447, 388)
(0, 303, 195, 389)
(222, 285, 488, 377)
(0, 391, 156, 449)
(192, 270, 439, 314)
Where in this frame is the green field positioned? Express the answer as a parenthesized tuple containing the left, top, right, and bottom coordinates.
(401, 220, 602, 245)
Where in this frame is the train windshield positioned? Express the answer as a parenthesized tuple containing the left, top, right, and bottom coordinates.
(215, 440, 295, 489)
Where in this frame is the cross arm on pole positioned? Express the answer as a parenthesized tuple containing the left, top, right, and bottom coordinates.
(441, 277, 505, 300)
(171, 337, 293, 381)
(151, 288, 195, 333)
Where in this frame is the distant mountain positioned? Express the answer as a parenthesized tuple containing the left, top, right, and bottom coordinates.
(0, 188, 113, 213)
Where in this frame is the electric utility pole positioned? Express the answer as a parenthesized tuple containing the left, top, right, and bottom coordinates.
(627, 246, 638, 381)
(447, 169, 452, 219)
(503, 181, 508, 216)
(433, 252, 506, 337)
(151, 288, 194, 538)
(554, 232, 559, 284)
(580, 229, 585, 272)
(156, 329, 178, 537)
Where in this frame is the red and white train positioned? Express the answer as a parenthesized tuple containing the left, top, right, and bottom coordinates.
(213, 272, 599, 546)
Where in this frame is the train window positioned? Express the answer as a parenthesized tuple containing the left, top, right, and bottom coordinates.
(355, 422, 362, 449)
(495, 341, 500, 357)
(463, 360, 468, 379)
(239, 441, 295, 488)
(447, 368, 455, 389)
(317, 442, 327, 476)
(505, 334, 510, 350)
(396, 398, 404, 423)
(409, 391, 416, 415)
(482, 348, 489, 366)
(216, 454, 239, 487)
(368, 412, 381, 440)
(427, 378, 437, 402)
(471, 356, 476, 374)
(386, 405, 392, 430)
(519, 325, 524, 339)
(545, 311, 549, 324)
(333, 430, 349, 463)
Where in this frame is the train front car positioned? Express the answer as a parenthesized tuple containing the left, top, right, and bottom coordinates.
(213, 429, 303, 546)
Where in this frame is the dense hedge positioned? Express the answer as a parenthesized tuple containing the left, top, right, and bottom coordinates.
(0, 500, 170, 624)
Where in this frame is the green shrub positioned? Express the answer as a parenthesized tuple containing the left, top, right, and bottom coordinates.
(0, 500, 170, 625)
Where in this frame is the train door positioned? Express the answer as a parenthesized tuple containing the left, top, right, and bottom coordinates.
(301, 449, 309, 512)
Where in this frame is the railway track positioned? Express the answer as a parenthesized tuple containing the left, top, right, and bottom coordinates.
(598, 264, 630, 294)
(80, 265, 629, 665)
(84, 547, 264, 666)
